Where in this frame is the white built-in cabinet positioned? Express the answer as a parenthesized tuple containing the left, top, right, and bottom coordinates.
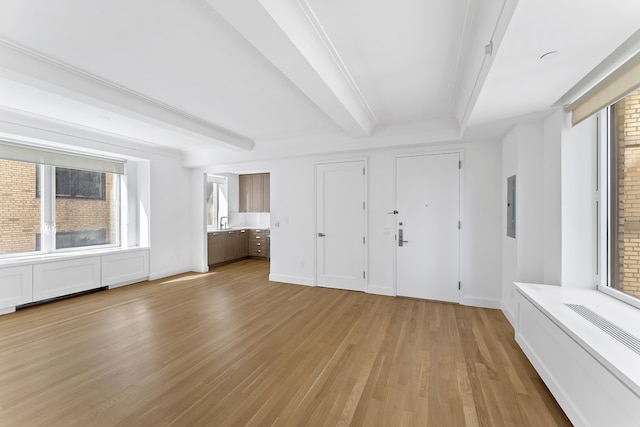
(0, 248, 149, 315)
(515, 283, 640, 426)
(0, 266, 33, 313)
(33, 257, 101, 301)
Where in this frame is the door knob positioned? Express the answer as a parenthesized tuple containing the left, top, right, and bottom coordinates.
(318, 232, 326, 237)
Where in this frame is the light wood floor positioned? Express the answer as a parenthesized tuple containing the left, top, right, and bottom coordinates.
(0, 260, 571, 426)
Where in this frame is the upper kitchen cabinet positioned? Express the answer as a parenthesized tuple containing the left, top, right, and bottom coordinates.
(239, 173, 270, 212)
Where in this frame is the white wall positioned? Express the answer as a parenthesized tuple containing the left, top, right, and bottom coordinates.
(560, 115, 598, 289)
(516, 122, 545, 282)
(501, 119, 555, 321)
(542, 110, 562, 284)
(501, 111, 600, 322)
(204, 139, 503, 307)
(501, 126, 518, 320)
(271, 158, 317, 285)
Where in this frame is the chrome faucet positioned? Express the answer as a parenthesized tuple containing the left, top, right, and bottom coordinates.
(219, 216, 229, 229)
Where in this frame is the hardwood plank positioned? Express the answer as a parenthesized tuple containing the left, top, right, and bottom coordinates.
(0, 260, 572, 426)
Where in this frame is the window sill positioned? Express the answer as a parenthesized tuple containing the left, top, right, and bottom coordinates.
(515, 282, 640, 398)
(0, 246, 149, 268)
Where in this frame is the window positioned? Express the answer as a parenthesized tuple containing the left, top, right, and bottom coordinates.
(207, 175, 227, 230)
(36, 167, 106, 200)
(0, 159, 42, 256)
(0, 142, 124, 257)
(602, 89, 640, 303)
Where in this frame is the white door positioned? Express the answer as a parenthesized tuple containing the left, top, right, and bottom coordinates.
(316, 161, 366, 292)
(396, 153, 460, 302)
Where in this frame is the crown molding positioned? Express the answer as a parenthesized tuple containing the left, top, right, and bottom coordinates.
(451, 0, 518, 134)
(0, 38, 255, 151)
(206, 0, 377, 137)
(0, 106, 184, 160)
(556, 28, 640, 108)
(295, 0, 378, 126)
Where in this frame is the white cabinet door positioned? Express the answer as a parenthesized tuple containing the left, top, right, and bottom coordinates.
(102, 249, 149, 288)
(0, 266, 33, 312)
(33, 257, 101, 301)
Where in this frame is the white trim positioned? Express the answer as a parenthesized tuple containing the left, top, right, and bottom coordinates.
(501, 302, 516, 328)
(148, 268, 192, 281)
(598, 285, 640, 311)
(462, 296, 500, 309)
(191, 265, 210, 274)
(366, 285, 395, 297)
(0, 38, 254, 151)
(0, 306, 16, 315)
(296, 0, 378, 127)
(558, 29, 640, 108)
(269, 274, 315, 287)
(598, 105, 640, 310)
(0, 106, 182, 159)
(108, 278, 149, 289)
(0, 246, 149, 268)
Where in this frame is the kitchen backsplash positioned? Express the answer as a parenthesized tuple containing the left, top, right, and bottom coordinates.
(229, 212, 270, 229)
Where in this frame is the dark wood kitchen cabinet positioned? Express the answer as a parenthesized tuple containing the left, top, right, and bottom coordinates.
(237, 229, 249, 258)
(249, 229, 268, 259)
(239, 173, 270, 213)
(223, 230, 238, 261)
(208, 229, 250, 267)
(207, 232, 225, 265)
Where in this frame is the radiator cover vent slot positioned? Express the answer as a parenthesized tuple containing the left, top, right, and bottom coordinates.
(565, 303, 640, 356)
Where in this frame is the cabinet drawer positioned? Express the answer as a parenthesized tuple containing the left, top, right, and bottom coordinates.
(249, 248, 266, 256)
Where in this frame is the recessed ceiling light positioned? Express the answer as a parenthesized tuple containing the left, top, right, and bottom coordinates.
(540, 51, 559, 60)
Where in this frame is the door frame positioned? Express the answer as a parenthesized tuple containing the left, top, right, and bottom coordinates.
(314, 157, 368, 290)
(393, 149, 464, 302)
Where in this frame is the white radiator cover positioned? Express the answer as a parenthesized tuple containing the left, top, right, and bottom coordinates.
(514, 283, 640, 427)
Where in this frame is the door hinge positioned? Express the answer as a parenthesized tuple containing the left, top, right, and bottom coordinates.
(363, 271, 366, 279)
(458, 221, 462, 230)
(458, 160, 462, 169)
(363, 167, 365, 175)
(458, 281, 461, 290)
(363, 236, 365, 244)
(363, 201, 365, 210)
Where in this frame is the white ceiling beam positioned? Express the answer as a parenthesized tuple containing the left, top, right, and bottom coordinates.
(450, 0, 518, 133)
(205, 0, 377, 137)
(0, 39, 255, 151)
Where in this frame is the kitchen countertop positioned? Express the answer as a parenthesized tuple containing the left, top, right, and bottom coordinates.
(208, 227, 269, 232)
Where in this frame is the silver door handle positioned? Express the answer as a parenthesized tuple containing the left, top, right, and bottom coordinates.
(398, 229, 408, 247)
(318, 233, 326, 237)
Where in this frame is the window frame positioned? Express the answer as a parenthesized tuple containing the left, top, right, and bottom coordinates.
(36, 167, 107, 200)
(48, 165, 121, 253)
(0, 159, 123, 259)
(206, 175, 227, 231)
(598, 105, 640, 311)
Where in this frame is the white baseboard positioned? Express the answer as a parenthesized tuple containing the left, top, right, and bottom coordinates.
(462, 295, 501, 309)
(0, 306, 16, 315)
(269, 274, 314, 287)
(501, 302, 516, 328)
(148, 267, 191, 281)
(190, 265, 210, 274)
(108, 277, 149, 289)
(367, 285, 395, 296)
